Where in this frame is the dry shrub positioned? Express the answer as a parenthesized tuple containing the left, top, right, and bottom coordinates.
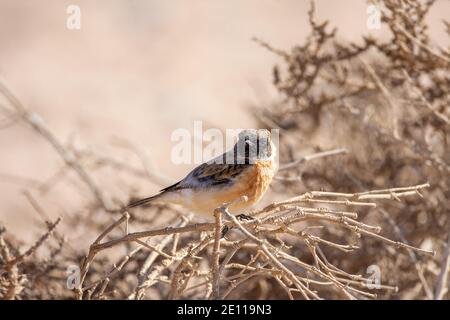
(1, 0, 449, 300)
(253, 0, 449, 299)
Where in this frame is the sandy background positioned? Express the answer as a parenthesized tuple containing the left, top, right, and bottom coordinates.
(0, 0, 449, 238)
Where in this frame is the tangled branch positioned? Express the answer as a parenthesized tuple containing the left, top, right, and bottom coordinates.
(77, 183, 433, 300)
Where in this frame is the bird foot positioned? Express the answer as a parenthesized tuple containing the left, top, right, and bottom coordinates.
(221, 225, 230, 239)
(236, 214, 255, 221)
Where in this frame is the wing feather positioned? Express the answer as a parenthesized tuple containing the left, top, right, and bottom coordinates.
(163, 162, 250, 192)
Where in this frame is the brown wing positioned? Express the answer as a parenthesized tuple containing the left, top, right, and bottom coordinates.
(161, 162, 250, 192)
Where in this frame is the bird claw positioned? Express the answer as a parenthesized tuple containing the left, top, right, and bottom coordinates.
(221, 225, 230, 239)
(236, 214, 255, 221)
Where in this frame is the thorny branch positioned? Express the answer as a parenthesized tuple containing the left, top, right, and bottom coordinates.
(76, 183, 434, 300)
(0, 0, 448, 300)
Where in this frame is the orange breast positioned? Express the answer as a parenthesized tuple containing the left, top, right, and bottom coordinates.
(222, 159, 275, 213)
(236, 160, 274, 201)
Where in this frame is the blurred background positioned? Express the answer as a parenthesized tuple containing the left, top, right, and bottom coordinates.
(1, 0, 449, 300)
(0, 0, 448, 245)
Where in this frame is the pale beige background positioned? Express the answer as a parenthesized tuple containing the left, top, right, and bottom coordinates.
(0, 0, 449, 237)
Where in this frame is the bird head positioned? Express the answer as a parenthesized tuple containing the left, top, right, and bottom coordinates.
(235, 129, 274, 163)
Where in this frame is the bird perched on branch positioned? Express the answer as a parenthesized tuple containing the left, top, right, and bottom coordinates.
(127, 129, 277, 216)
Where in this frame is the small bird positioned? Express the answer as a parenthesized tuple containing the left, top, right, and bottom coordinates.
(127, 129, 277, 216)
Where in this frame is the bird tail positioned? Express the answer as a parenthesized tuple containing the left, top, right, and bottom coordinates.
(126, 193, 162, 209)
